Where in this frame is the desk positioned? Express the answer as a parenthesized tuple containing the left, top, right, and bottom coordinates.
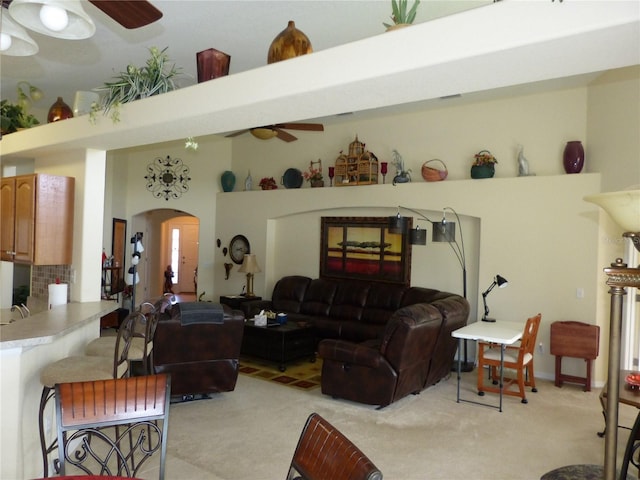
(452, 321, 523, 412)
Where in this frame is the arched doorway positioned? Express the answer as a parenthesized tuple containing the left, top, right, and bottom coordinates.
(130, 209, 199, 302)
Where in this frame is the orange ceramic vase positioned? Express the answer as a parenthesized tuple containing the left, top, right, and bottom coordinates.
(268, 20, 313, 64)
(47, 97, 73, 123)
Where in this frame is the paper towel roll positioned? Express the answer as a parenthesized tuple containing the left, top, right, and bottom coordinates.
(48, 283, 68, 309)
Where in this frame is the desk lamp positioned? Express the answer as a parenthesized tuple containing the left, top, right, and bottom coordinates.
(238, 254, 261, 297)
(481, 274, 508, 322)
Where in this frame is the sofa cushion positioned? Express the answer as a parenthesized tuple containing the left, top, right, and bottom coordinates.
(329, 282, 370, 321)
(400, 287, 443, 307)
(361, 283, 405, 325)
(300, 278, 337, 316)
(271, 275, 311, 313)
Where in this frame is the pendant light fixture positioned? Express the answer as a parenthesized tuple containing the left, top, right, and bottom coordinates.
(0, 8, 38, 56)
(8, 0, 95, 40)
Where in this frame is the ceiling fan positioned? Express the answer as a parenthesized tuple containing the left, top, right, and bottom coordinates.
(226, 123, 324, 142)
(1, 0, 162, 56)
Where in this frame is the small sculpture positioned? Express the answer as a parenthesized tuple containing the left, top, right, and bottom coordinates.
(517, 145, 535, 177)
(224, 262, 233, 280)
(391, 149, 411, 185)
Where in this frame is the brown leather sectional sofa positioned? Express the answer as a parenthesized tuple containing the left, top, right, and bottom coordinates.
(243, 275, 470, 407)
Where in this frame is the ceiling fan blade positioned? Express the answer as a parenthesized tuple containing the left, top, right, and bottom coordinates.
(274, 128, 298, 142)
(225, 129, 250, 138)
(89, 1, 162, 29)
(275, 123, 324, 132)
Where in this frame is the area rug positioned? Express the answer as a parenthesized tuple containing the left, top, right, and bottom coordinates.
(238, 356, 322, 390)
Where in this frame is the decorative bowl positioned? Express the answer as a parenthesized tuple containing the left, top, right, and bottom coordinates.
(625, 372, 640, 389)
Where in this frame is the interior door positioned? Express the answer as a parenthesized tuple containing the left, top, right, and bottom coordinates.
(168, 222, 199, 294)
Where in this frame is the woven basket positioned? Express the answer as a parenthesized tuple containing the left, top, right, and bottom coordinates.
(421, 159, 448, 182)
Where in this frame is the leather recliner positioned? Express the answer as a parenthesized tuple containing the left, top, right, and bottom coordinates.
(152, 302, 244, 397)
(319, 302, 453, 408)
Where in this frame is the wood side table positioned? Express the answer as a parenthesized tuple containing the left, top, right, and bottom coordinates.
(219, 295, 261, 310)
(551, 321, 600, 392)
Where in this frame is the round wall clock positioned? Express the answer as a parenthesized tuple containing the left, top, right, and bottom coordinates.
(229, 235, 250, 264)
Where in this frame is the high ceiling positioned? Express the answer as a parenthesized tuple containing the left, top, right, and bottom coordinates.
(0, 0, 492, 117)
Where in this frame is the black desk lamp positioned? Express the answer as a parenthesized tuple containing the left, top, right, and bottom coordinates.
(481, 274, 508, 322)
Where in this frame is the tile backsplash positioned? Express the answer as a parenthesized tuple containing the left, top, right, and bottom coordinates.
(31, 265, 71, 302)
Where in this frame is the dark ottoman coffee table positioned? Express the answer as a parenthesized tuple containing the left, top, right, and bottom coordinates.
(241, 320, 316, 371)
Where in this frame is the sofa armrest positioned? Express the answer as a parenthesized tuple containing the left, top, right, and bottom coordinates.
(318, 339, 382, 368)
(240, 299, 273, 318)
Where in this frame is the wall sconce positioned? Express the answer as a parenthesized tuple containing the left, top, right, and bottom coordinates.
(481, 274, 508, 322)
(238, 253, 261, 297)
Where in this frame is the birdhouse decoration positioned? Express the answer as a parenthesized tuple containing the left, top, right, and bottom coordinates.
(333, 135, 379, 186)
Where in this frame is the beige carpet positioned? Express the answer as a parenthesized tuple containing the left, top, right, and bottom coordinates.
(136, 369, 639, 480)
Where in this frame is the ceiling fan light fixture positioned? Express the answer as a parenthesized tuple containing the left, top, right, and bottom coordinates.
(0, 9, 38, 56)
(9, 0, 95, 39)
(250, 127, 278, 140)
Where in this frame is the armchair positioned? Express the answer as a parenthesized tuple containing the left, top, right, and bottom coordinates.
(318, 303, 444, 408)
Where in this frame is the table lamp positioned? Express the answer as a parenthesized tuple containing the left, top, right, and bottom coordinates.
(238, 253, 261, 297)
(481, 274, 508, 322)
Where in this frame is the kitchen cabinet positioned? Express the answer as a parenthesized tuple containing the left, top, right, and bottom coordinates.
(1, 174, 74, 265)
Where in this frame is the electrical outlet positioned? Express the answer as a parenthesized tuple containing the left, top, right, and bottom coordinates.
(576, 287, 584, 299)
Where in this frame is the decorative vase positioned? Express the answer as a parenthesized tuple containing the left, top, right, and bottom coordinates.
(268, 20, 313, 64)
(563, 140, 585, 174)
(47, 97, 73, 123)
(470, 164, 495, 179)
(196, 48, 231, 82)
(221, 171, 236, 192)
(311, 180, 324, 188)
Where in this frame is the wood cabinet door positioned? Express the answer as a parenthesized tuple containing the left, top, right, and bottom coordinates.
(0, 177, 16, 261)
(13, 175, 36, 263)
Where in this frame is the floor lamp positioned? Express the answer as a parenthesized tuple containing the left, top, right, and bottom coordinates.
(584, 189, 640, 480)
(389, 206, 472, 371)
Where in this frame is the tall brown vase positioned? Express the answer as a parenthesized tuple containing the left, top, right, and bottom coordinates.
(196, 48, 231, 82)
(47, 97, 73, 123)
(268, 20, 313, 64)
(563, 140, 585, 174)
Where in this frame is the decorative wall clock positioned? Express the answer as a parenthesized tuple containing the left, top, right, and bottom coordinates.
(144, 155, 191, 201)
(229, 235, 250, 264)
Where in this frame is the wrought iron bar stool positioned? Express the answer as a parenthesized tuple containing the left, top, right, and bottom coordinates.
(37, 310, 146, 477)
(84, 302, 159, 375)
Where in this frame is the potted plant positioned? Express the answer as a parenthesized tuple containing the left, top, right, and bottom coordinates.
(303, 163, 324, 187)
(90, 46, 183, 124)
(0, 99, 40, 134)
(383, 0, 420, 30)
(259, 177, 278, 190)
(471, 150, 498, 179)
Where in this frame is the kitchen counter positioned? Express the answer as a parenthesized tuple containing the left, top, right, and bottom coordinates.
(0, 301, 116, 349)
(0, 301, 118, 479)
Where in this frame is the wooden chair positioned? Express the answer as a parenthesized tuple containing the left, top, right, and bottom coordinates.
(477, 313, 542, 404)
(38, 311, 147, 477)
(286, 413, 382, 480)
(55, 374, 171, 479)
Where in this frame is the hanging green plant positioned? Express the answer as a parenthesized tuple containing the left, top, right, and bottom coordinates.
(90, 46, 183, 123)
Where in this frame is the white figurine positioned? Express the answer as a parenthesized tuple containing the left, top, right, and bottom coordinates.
(517, 145, 534, 176)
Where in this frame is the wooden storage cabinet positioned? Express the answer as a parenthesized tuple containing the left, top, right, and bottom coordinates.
(1, 174, 75, 265)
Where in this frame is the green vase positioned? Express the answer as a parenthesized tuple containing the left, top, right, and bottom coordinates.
(221, 171, 236, 192)
(470, 164, 495, 179)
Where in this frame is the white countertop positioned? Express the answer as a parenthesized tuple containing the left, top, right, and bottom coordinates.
(0, 301, 117, 349)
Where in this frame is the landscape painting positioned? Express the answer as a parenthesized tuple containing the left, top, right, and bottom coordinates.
(320, 216, 412, 286)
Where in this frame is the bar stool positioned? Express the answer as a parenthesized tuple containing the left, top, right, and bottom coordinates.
(37, 310, 145, 477)
(84, 302, 158, 374)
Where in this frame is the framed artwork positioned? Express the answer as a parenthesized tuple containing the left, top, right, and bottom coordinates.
(320, 216, 412, 286)
(111, 218, 127, 294)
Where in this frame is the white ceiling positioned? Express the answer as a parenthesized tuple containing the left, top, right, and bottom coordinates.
(0, 0, 494, 115)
